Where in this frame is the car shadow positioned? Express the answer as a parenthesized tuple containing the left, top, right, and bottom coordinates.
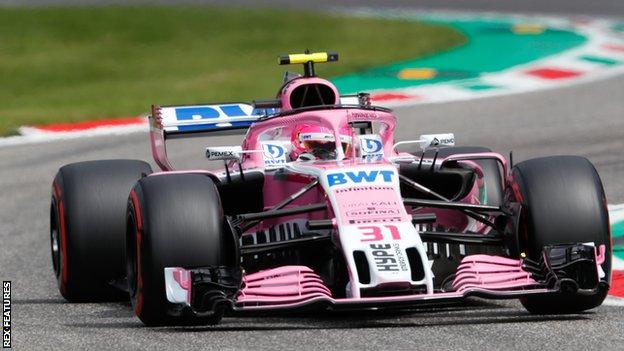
(63, 298, 592, 332)
(168, 299, 591, 332)
(169, 314, 588, 333)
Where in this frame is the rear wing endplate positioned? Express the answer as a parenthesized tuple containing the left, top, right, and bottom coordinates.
(149, 103, 268, 171)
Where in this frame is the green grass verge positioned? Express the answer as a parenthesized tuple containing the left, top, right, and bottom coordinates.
(0, 6, 465, 135)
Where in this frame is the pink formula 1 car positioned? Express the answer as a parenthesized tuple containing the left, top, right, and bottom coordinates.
(50, 52, 611, 326)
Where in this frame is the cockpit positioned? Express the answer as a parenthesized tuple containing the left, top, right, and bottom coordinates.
(255, 115, 392, 167)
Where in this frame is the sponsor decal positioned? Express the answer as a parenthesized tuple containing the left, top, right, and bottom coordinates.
(210, 151, 236, 158)
(345, 200, 400, 208)
(335, 186, 394, 193)
(393, 243, 409, 271)
(350, 218, 402, 224)
(175, 104, 250, 121)
(349, 111, 377, 119)
(205, 146, 242, 161)
(359, 134, 384, 160)
(362, 138, 382, 153)
(420, 133, 455, 147)
(264, 144, 284, 158)
(346, 206, 403, 223)
(370, 244, 399, 271)
(326, 170, 395, 187)
(369, 243, 408, 272)
(347, 208, 400, 217)
(261, 142, 288, 170)
(301, 133, 333, 141)
(176, 106, 220, 120)
(3, 281, 10, 349)
(336, 190, 406, 224)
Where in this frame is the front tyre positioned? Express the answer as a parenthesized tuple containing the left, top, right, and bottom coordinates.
(510, 156, 611, 313)
(126, 173, 239, 326)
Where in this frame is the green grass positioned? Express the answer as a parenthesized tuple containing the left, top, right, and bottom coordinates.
(0, 6, 465, 135)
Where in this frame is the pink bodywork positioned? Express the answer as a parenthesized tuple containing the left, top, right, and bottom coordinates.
(151, 75, 599, 311)
(237, 266, 332, 306)
(233, 257, 542, 310)
(452, 255, 538, 291)
(232, 245, 606, 310)
(166, 245, 606, 311)
(278, 77, 340, 110)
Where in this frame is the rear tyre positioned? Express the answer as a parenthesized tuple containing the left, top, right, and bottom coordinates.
(126, 173, 238, 326)
(510, 156, 610, 313)
(50, 159, 152, 301)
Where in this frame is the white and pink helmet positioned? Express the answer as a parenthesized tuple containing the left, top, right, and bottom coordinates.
(291, 124, 353, 160)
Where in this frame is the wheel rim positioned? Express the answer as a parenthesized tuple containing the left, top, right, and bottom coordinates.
(50, 201, 61, 278)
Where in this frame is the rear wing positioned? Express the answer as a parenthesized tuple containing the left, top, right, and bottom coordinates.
(149, 103, 269, 171)
(151, 94, 367, 136)
(151, 103, 268, 136)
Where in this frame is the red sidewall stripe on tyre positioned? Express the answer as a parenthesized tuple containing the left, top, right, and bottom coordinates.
(129, 189, 144, 317)
(52, 181, 68, 296)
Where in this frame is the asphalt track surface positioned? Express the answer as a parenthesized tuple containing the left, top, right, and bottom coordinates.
(2, 2, 624, 351)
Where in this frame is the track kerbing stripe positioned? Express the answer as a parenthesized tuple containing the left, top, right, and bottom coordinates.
(0, 117, 148, 146)
(608, 204, 624, 303)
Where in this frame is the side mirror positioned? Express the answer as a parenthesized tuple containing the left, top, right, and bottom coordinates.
(419, 133, 455, 149)
(392, 133, 455, 153)
(205, 146, 243, 161)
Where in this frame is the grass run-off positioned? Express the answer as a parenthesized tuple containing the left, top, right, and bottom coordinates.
(0, 6, 465, 135)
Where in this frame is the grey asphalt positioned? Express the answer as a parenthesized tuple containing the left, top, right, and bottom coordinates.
(2, 1, 624, 350)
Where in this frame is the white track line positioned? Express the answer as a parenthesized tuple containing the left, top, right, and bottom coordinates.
(602, 296, 624, 307)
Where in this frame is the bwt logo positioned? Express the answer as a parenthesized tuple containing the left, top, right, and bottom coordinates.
(326, 170, 395, 187)
(362, 138, 383, 153)
(264, 144, 285, 159)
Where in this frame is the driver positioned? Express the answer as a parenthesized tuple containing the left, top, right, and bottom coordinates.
(291, 124, 352, 160)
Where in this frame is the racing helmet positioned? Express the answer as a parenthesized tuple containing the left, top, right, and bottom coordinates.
(291, 124, 352, 160)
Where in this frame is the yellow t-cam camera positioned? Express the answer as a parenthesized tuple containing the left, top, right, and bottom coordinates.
(278, 51, 339, 77)
(279, 52, 339, 65)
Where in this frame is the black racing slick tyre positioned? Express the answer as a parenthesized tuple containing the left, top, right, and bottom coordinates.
(126, 173, 239, 326)
(50, 159, 152, 301)
(510, 156, 611, 314)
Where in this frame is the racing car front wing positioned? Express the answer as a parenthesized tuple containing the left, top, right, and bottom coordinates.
(163, 243, 607, 315)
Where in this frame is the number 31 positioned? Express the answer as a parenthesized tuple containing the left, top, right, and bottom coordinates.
(357, 225, 401, 242)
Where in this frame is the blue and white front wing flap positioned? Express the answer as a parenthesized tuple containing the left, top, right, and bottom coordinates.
(157, 103, 270, 134)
